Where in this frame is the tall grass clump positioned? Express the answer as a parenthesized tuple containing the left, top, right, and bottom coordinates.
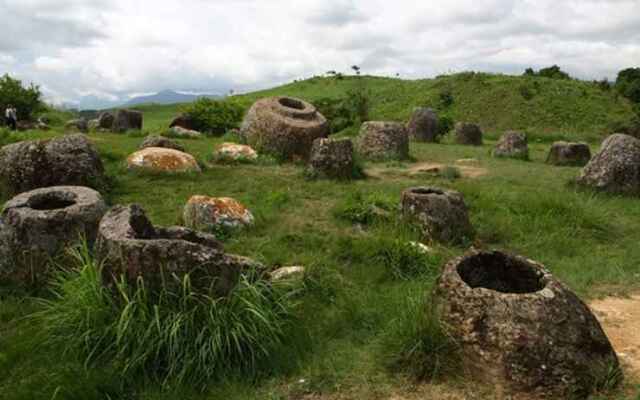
(332, 191, 396, 225)
(34, 245, 301, 388)
(380, 293, 461, 382)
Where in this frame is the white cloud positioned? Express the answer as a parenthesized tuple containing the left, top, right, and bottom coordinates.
(0, 0, 638, 107)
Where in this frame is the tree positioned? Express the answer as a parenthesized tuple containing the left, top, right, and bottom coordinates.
(523, 66, 571, 80)
(616, 68, 640, 104)
(351, 65, 361, 76)
(0, 74, 43, 121)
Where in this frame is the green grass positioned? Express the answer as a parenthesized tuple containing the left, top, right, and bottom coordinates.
(1, 73, 640, 399)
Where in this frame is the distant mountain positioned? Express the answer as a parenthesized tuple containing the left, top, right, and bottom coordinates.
(124, 90, 222, 106)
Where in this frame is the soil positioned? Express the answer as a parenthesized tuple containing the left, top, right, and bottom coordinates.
(590, 294, 640, 381)
(366, 162, 488, 180)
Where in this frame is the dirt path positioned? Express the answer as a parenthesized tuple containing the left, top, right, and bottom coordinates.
(590, 294, 640, 380)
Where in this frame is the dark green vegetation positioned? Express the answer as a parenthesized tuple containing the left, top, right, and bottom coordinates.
(0, 74, 44, 120)
(1, 72, 640, 399)
(180, 97, 244, 134)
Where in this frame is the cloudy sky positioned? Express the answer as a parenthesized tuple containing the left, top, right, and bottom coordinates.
(0, 0, 639, 107)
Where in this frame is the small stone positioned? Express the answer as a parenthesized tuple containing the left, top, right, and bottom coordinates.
(127, 147, 201, 173)
(270, 266, 305, 281)
(454, 122, 483, 146)
(493, 131, 529, 159)
(183, 195, 254, 231)
(356, 121, 409, 161)
(546, 141, 591, 166)
(213, 143, 258, 162)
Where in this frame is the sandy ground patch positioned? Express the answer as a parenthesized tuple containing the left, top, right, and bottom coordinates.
(590, 294, 640, 381)
(366, 161, 488, 180)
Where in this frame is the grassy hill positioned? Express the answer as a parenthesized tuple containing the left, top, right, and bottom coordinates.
(1, 74, 640, 400)
(134, 72, 635, 142)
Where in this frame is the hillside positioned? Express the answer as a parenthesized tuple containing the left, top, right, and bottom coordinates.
(125, 90, 221, 106)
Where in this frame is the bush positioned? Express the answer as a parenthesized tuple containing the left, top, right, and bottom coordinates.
(0, 74, 44, 121)
(315, 88, 371, 134)
(180, 98, 244, 135)
(438, 90, 454, 109)
(0, 127, 20, 147)
(437, 114, 454, 136)
(523, 65, 571, 80)
(615, 67, 640, 104)
(34, 245, 301, 388)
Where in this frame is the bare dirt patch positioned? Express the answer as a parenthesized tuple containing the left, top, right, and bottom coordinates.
(590, 294, 640, 380)
(366, 162, 488, 180)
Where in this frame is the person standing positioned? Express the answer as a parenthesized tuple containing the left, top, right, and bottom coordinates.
(5, 105, 17, 131)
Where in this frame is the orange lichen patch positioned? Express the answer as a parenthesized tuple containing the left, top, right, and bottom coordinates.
(187, 195, 249, 219)
(127, 147, 200, 172)
(590, 294, 640, 380)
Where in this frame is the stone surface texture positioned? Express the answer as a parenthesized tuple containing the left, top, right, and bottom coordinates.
(356, 121, 409, 161)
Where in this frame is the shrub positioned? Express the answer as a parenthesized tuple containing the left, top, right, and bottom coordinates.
(180, 98, 244, 135)
(333, 191, 396, 225)
(0, 74, 44, 121)
(438, 90, 454, 109)
(438, 165, 461, 180)
(314, 88, 370, 134)
(615, 67, 640, 104)
(380, 294, 461, 381)
(437, 114, 454, 136)
(34, 245, 301, 388)
(523, 65, 571, 80)
(0, 127, 20, 147)
(519, 84, 535, 100)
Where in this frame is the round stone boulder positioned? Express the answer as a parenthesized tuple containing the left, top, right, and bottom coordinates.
(213, 143, 258, 163)
(577, 134, 640, 195)
(434, 250, 620, 399)
(455, 122, 483, 146)
(112, 109, 143, 133)
(546, 141, 591, 166)
(98, 111, 115, 130)
(0, 186, 107, 285)
(169, 114, 196, 130)
(401, 186, 473, 244)
(493, 131, 529, 159)
(183, 195, 254, 231)
(0, 134, 105, 196)
(169, 126, 202, 139)
(241, 96, 329, 161)
(356, 121, 409, 161)
(308, 138, 355, 179)
(95, 204, 261, 294)
(65, 118, 88, 133)
(139, 135, 185, 152)
(407, 107, 440, 142)
(127, 147, 201, 173)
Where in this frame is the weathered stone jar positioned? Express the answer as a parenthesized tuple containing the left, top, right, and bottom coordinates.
(0, 186, 107, 285)
(493, 131, 529, 159)
(434, 250, 620, 399)
(577, 134, 640, 194)
(357, 121, 409, 161)
(0, 134, 105, 196)
(546, 141, 591, 166)
(95, 204, 261, 294)
(308, 138, 355, 179)
(401, 186, 473, 244)
(407, 107, 439, 142)
(241, 96, 329, 161)
(455, 122, 483, 146)
(112, 109, 143, 133)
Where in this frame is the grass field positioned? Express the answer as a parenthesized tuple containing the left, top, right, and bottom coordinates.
(1, 73, 640, 399)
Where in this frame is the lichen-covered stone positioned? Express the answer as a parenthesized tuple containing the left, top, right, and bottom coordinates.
(213, 143, 258, 162)
(308, 138, 355, 179)
(577, 134, 640, 195)
(169, 126, 202, 139)
(546, 141, 591, 166)
(455, 122, 483, 146)
(95, 204, 261, 294)
(356, 121, 409, 161)
(0, 186, 107, 285)
(139, 135, 185, 152)
(0, 134, 106, 196)
(241, 96, 329, 161)
(493, 131, 529, 159)
(112, 109, 143, 133)
(434, 250, 621, 399)
(401, 186, 473, 244)
(127, 147, 201, 173)
(183, 195, 254, 231)
(407, 107, 440, 142)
